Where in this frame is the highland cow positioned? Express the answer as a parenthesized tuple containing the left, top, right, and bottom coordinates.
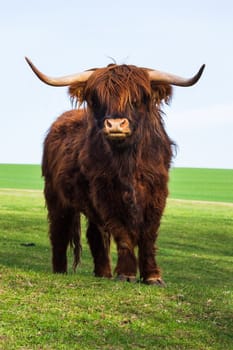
(26, 57, 204, 285)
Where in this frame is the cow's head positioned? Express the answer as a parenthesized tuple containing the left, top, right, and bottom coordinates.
(25, 57, 205, 143)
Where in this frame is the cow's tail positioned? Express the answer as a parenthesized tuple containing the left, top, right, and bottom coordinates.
(70, 212, 82, 271)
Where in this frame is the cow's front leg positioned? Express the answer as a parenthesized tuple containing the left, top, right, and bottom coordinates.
(114, 232, 137, 282)
(138, 235, 165, 287)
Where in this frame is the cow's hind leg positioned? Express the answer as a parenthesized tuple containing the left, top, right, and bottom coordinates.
(48, 207, 76, 273)
(87, 222, 112, 278)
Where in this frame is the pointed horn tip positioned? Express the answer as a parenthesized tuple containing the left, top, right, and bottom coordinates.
(25, 56, 39, 74)
(192, 64, 205, 85)
(25, 56, 32, 66)
(199, 64, 206, 75)
(176, 64, 206, 87)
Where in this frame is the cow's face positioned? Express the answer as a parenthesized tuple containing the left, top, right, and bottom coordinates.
(68, 64, 173, 146)
(83, 65, 152, 143)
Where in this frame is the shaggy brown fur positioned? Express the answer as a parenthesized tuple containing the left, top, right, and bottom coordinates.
(42, 64, 174, 285)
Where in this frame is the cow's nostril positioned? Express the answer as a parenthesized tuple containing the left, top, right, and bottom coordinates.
(105, 119, 112, 128)
(120, 119, 129, 128)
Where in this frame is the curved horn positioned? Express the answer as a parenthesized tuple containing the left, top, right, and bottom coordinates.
(148, 64, 205, 87)
(25, 57, 94, 86)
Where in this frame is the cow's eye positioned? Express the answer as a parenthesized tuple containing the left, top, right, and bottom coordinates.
(91, 95, 100, 109)
(131, 98, 139, 108)
(131, 94, 148, 109)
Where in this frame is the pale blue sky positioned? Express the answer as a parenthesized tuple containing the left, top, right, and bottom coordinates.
(1, 0, 233, 168)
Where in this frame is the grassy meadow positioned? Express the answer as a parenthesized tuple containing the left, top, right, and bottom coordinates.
(169, 167, 233, 203)
(0, 164, 232, 349)
(0, 164, 43, 190)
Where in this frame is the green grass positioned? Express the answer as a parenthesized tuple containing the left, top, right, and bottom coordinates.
(0, 164, 43, 190)
(169, 167, 233, 203)
(0, 165, 233, 349)
(0, 189, 232, 349)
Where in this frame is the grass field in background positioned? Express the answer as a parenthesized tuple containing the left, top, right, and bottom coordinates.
(0, 164, 232, 349)
(0, 164, 233, 202)
(169, 167, 233, 203)
(0, 164, 43, 190)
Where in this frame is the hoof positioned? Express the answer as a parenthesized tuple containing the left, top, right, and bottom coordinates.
(95, 272, 113, 279)
(116, 275, 137, 283)
(144, 277, 166, 287)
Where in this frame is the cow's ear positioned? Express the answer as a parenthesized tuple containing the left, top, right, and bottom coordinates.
(150, 83, 173, 105)
(69, 82, 87, 105)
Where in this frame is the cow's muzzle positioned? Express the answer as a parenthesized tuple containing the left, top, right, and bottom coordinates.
(103, 118, 131, 139)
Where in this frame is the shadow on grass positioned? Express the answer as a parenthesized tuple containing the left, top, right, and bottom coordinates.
(1, 236, 231, 293)
(161, 252, 232, 289)
(0, 232, 98, 277)
(0, 237, 51, 273)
